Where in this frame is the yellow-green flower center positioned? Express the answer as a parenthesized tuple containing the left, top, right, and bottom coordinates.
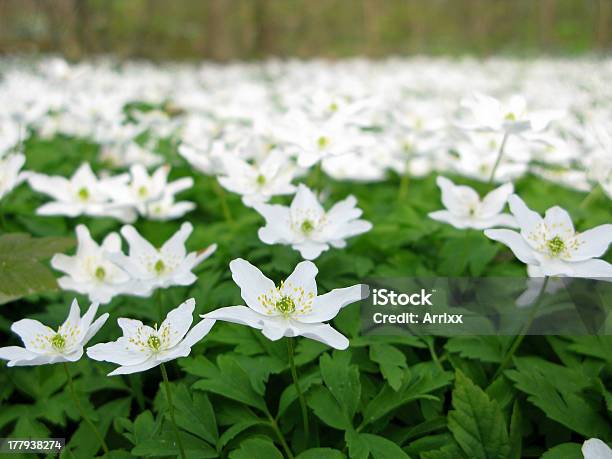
(547, 236, 565, 256)
(154, 259, 165, 274)
(329, 102, 338, 112)
(276, 296, 296, 315)
(256, 174, 266, 186)
(317, 136, 329, 149)
(138, 186, 148, 198)
(95, 266, 106, 280)
(505, 112, 516, 121)
(301, 219, 315, 235)
(77, 187, 90, 201)
(147, 335, 161, 351)
(51, 333, 66, 350)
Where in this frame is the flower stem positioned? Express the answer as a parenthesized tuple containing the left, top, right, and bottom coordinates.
(491, 276, 549, 382)
(160, 363, 187, 459)
(155, 289, 164, 323)
(287, 338, 309, 445)
(488, 132, 509, 185)
(265, 409, 294, 459)
(579, 184, 602, 209)
(63, 363, 109, 455)
(212, 179, 233, 223)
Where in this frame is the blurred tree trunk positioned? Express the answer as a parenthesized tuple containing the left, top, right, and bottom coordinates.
(252, 0, 274, 58)
(598, 0, 611, 49)
(538, 0, 556, 50)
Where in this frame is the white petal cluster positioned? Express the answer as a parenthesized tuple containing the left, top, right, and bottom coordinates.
(52, 222, 217, 303)
(0, 299, 108, 366)
(28, 163, 193, 222)
(254, 184, 372, 260)
(204, 259, 368, 350)
(485, 195, 612, 279)
(87, 298, 214, 375)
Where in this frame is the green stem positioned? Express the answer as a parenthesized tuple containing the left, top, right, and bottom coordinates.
(63, 363, 109, 455)
(160, 363, 187, 459)
(488, 132, 509, 185)
(265, 409, 294, 459)
(491, 276, 549, 382)
(579, 184, 602, 209)
(212, 179, 233, 223)
(287, 338, 309, 445)
(426, 338, 444, 372)
(155, 289, 164, 323)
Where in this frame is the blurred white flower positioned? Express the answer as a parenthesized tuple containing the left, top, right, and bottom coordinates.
(429, 176, 517, 229)
(203, 258, 367, 349)
(485, 194, 612, 278)
(218, 150, 296, 207)
(0, 153, 27, 200)
(458, 92, 563, 135)
(28, 163, 137, 222)
(51, 225, 134, 304)
(0, 299, 108, 366)
(109, 222, 217, 294)
(87, 298, 214, 375)
(254, 184, 372, 260)
(106, 164, 194, 220)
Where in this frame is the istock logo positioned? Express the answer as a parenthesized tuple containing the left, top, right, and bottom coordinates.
(372, 288, 435, 306)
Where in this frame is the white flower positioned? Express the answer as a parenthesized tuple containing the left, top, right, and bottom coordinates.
(109, 222, 217, 294)
(428, 176, 517, 230)
(51, 225, 134, 304)
(0, 299, 108, 366)
(0, 153, 27, 200)
(218, 150, 296, 207)
(178, 141, 224, 176)
(275, 110, 364, 168)
(582, 438, 612, 459)
(458, 92, 562, 135)
(484, 195, 612, 278)
(28, 163, 137, 222)
(87, 298, 214, 375)
(254, 184, 372, 260)
(203, 259, 367, 349)
(105, 164, 194, 219)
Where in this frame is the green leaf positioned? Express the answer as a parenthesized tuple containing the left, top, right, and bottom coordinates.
(295, 448, 345, 459)
(448, 370, 509, 459)
(0, 233, 74, 304)
(171, 384, 218, 445)
(277, 371, 321, 418)
(369, 343, 407, 390)
(185, 356, 267, 412)
(229, 437, 283, 459)
(508, 400, 522, 459)
(506, 357, 611, 439)
(320, 351, 361, 419)
(361, 433, 411, 459)
(445, 337, 506, 363)
(362, 362, 453, 427)
(540, 443, 582, 459)
(307, 386, 352, 430)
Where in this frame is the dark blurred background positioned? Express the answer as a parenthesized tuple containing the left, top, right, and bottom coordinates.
(0, 0, 610, 60)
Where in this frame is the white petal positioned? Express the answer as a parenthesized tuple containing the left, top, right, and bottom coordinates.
(121, 225, 157, 259)
(298, 284, 367, 323)
(11, 319, 54, 352)
(262, 323, 287, 341)
(159, 298, 195, 348)
(180, 319, 216, 348)
(161, 222, 192, 259)
(544, 206, 575, 238)
(569, 224, 612, 261)
(508, 194, 543, 237)
(282, 261, 318, 299)
(87, 339, 151, 366)
(290, 184, 325, 220)
(83, 313, 109, 345)
(107, 357, 160, 376)
(582, 438, 612, 459)
(484, 229, 538, 265)
(293, 242, 328, 260)
(565, 258, 612, 279)
(294, 322, 349, 350)
(203, 305, 267, 329)
(480, 182, 514, 218)
(229, 259, 277, 314)
(0, 346, 38, 363)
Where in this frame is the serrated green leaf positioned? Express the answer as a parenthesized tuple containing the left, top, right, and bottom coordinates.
(448, 370, 509, 459)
